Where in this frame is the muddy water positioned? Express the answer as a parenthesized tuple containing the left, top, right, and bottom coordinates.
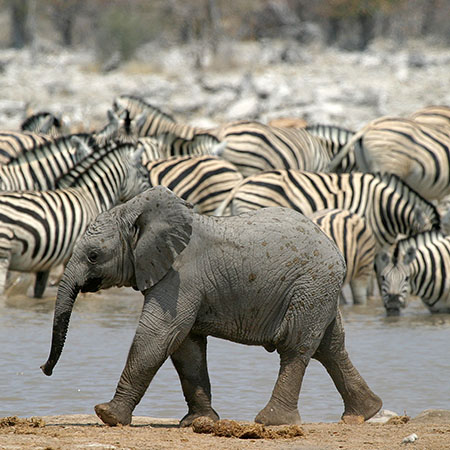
(1, 279, 449, 423)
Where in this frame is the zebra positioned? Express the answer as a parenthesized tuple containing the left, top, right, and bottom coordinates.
(214, 170, 440, 250)
(138, 133, 227, 165)
(0, 134, 95, 191)
(306, 123, 357, 172)
(112, 95, 332, 177)
(143, 155, 243, 215)
(0, 131, 53, 165)
(309, 208, 377, 305)
(213, 121, 333, 178)
(376, 229, 450, 315)
(20, 111, 63, 137)
(112, 94, 198, 139)
(409, 105, 450, 130)
(328, 116, 450, 201)
(0, 142, 149, 298)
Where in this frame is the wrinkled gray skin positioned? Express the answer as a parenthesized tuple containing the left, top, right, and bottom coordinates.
(42, 186, 382, 427)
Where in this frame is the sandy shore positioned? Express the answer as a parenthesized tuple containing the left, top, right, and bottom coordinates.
(1, 411, 450, 450)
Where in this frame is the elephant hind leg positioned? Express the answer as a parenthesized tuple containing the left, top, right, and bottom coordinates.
(171, 333, 219, 427)
(313, 311, 382, 422)
(255, 348, 311, 426)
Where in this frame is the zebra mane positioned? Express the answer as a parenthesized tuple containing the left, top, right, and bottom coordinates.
(55, 141, 135, 188)
(113, 94, 176, 123)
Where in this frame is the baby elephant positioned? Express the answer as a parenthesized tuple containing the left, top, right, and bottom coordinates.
(42, 186, 381, 427)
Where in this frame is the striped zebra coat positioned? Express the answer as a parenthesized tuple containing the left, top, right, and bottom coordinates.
(306, 123, 357, 172)
(112, 95, 333, 177)
(377, 230, 450, 314)
(0, 131, 53, 165)
(0, 142, 149, 297)
(0, 134, 94, 191)
(113, 94, 198, 139)
(409, 105, 450, 130)
(309, 208, 377, 304)
(328, 116, 450, 201)
(138, 134, 226, 165)
(214, 170, 440, 249)
(144, 155, 243, 215)
(20, 111, 63, 137)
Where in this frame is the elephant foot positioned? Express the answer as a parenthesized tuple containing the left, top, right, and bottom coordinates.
(342, 392, 382, 423)
(95, 401, 132, 426)
(180, 408, 220, 428)
(255, 402, 301, 426)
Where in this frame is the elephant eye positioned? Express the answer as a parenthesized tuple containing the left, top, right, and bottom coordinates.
(87, 251, 98, 264)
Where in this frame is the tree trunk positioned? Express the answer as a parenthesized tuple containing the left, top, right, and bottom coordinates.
(357, 12, 375, 51)
(9, 0, 31, 48)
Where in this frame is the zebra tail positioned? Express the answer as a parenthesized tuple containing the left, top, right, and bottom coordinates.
(327, 127, 365, 171)
(212, 188, 235, 216)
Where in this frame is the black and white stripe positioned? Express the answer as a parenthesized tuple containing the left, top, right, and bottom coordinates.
(139, 133, 226, 165)
(112, 95, 333, 177)
(20, 111, 63, 137)
(309, 208, 377, 304)
(328, 116, 450, 201)
(144, 155, 243, 214)
(214, 121, 332, 177)
(112, 94, 197, 139)
(0, 134, 95, 191)
(0, 131, 53, 165)
(409, 105, 450, 130)
(306, 123, 357, 172)
(377, 229, 450, 314)
(0, 142, 148, 297)
(214, 170, 440, 249)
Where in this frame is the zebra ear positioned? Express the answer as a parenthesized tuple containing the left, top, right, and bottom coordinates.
(403, 246, 416, 265)
(135, 112, 147, 129)
(375, 250, 391, 273)
(132, 186, 193, 291)
(70, 136, 92, 161)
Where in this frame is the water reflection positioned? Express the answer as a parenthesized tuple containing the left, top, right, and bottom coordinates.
(0, 281, 449, 423)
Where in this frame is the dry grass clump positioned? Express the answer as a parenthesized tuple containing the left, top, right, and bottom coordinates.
(385, 415, 410, 425)
(0, 416, 45, 429)
(192, 417, 304, 439)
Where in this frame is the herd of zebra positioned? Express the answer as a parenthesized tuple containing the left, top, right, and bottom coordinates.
(1, 95, 450, 316)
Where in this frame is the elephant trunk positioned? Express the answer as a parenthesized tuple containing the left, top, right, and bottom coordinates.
(41, 276, 80, 376)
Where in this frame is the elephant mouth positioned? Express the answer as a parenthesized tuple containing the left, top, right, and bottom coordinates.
(81, 277, 103, 293)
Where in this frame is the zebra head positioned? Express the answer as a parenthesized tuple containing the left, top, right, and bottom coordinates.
(376, 246, 416, 316)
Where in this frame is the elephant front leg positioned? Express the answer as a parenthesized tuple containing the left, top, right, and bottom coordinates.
(313, 311, 382, 422)
(171, 333, 219, 427)
(255, 349, 309, 426)
(95, 274, 197, 426)
(94, 326, 167, 426)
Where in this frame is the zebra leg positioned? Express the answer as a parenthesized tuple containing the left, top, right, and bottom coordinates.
(34, 271, 50, 298)
(350, 277, 369, 305)
(0, 255, 11, 295)
(313, 311, 382, 422)
(170, 333, 219, 427)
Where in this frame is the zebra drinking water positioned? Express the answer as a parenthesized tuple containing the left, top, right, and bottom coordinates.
(376, 229, 450, 315)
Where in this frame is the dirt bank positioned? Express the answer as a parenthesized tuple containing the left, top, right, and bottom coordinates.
(1, 412, 450, 450)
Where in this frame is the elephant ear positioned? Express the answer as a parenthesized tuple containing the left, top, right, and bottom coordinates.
(133, 186, 194, 291)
